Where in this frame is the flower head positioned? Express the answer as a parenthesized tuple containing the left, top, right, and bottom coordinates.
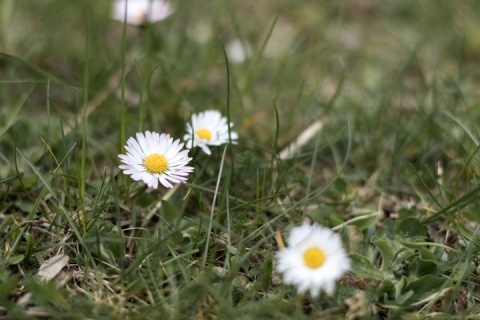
(226, 39, 253, 63)
(183, 110, 238, 155)
(112, 0, 173, 26)
(276, 221, 350, 297)
(119, 131, 193, 189)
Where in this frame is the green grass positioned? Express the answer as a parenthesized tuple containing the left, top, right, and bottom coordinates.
(2, 0, 480, 318)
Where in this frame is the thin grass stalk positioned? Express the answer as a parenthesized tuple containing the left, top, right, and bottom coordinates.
(120, 0, 129, 200)
(80, 3, 91, 234)
(220, 39, 235, 176)
(202, 145, 228, 269)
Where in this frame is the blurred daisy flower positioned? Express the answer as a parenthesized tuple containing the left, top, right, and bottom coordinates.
(184, 110, 238, 155)
(112, 0, 173, 26)
(226, 39, 253, 63)
(119, 131, 193, 189)
(276, 221, 350, 297)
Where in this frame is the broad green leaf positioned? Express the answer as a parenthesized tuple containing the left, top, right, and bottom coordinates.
(9, 255, 24, 265)
(398, 207, 416, 219)
(331, 178, 348, 199)
(349, 253, 384, 280)
(397, 217, 427, 237)
(384, 218, 396, 240)
(395, 290, 414, 305)
(415, 247, 436, 261)
(376, 279, 395, 299)
(371, 236, 394, 271)
(24, 234, 35, 263)
(407, 256, 438, 277)
(404, 275, 446, 302)
(249, 267, 261, 277)
(393, 276, 413, 305)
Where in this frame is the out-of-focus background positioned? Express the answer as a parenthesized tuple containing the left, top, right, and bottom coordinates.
(3, 1, 480, 172)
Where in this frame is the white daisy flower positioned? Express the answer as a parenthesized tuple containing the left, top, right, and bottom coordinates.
(112, 0, 173, 26)
(119, 131, 193, 189)
(226, 39, 253, 63)
(276, 222, 350, 297)
(183, 110, 238, 155)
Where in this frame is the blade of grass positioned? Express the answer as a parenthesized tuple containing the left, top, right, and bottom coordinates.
(422, 183, 480, 224)
(202, 145, 228, 269)
(0, 52, 80, 94)
(0, 89, 33, 138)
(120, 0, 129, 200)
(0, 173, 23, 184)
(243, 14, 279, 93)
(15, 147, 94, 265)
(302, 119, 352, 202)
(219, 39, 235, 176)
(79, 4, 92, 235)
(443, 110, 479, 146)
(134, 58, 144, 132)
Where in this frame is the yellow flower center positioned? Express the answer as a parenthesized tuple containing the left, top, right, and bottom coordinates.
(144, 154, 168, 174)
(135, 10, 147, 23)
(196, 128, 212, 141)
(303, 247, 325, 269)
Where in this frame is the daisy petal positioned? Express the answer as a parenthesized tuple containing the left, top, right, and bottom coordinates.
(119, 131, 193, 189)
(183, 110, 238, 155)
(276, 221, 350, 298)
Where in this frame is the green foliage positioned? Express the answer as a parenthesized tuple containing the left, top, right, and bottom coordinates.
(350, 253, 384, 280)
(1, 0, 480, 318)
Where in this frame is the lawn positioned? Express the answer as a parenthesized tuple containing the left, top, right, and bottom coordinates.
(1, 0, 480, 319)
